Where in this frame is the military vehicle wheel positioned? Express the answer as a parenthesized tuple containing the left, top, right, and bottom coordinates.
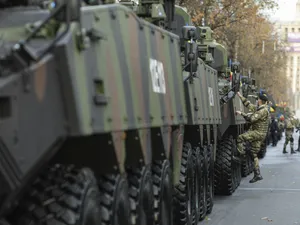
(241, 158, 249, 177)
(99, 174, 131, 225)
(214, 137, 234, 195)
(127, 165, 154, 225)
(241, 142, 250, 177)
(9, 164, 102, 225)
(152, 160, 173, 225)
(206, 145, 214, 214)
(232, 138, 241, 188)
(232, 154, 238, 190)
(192, 146, 204, 223)
(173, 143, 195, 225)
(199, 146, 207, 221)
(258, 138, 267, 159)
(248, 156, 254, 174)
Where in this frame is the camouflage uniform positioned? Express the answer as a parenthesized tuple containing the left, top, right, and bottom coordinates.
(237, 93, 269, 183)
(283, 116, 297, 154)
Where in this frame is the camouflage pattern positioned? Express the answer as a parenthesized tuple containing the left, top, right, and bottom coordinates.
(0, 1, 189, 210)
(283, 117, 297, 152)
(283, 130, 294, 152)
(239, 96, 269, 134)
(183, 63, 221, 125)
(173, 8, 220, 163)
(236, 95, 269, 170)
(0, 0, 270, 220)
(199, 27, 247, 138)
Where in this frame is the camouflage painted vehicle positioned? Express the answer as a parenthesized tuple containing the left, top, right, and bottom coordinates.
(171, 6, 221, 224)
(0, 0, 186, 224)
(0, 1, 265, 225)
(192, 27, 251, 195)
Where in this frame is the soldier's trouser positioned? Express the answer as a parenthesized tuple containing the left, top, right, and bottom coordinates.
(283, 129, 294, 152)
(271, 131, 277, 145)
(237, 131, 264, 171)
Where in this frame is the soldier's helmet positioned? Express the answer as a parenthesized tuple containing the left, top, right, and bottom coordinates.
(258, 90, 268, 101)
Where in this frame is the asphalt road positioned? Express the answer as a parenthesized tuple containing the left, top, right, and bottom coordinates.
(204, 132, 300, 225)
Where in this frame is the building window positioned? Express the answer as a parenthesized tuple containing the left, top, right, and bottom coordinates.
(292, 28, 295, 32)
(299, 28, 300, 32)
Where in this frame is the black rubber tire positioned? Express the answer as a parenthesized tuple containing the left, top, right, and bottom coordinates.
(241, 158, 249, 177)
(248, 153, 254, 174)
(99, 174, 131, 225)
(258, 138, 267, 159)
(199, 146, 207, 221)
(127, 165, 154, 225)
(192, 146, 202, 224)
(214, 137, 234, 195)
(241, 142, 250, 177)
(152, 160, 173, 225)
(206, 145, 214, 214)
(9, 164, 102, 225)
(173, 143, 195, 225)
(0, 220, 9, 225)
(232, 138, 241, 187)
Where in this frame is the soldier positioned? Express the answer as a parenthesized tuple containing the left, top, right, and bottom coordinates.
(283, 114, 297, 154)
(270, 115, 279, 146)
(278, 116, 285, 140)
(236, 90, 269, 183)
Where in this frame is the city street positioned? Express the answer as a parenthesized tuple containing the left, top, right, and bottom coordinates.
(205, 132, 300, 225)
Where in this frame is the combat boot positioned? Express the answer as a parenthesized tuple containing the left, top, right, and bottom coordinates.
(283, 149, 288, 154)
(291, 146, 296, 154)
(249, 168, 263, 183)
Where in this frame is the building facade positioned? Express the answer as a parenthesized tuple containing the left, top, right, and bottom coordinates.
(275, 0, 300, 111)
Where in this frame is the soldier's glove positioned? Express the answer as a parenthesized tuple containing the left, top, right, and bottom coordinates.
(243, 115, 251, 122)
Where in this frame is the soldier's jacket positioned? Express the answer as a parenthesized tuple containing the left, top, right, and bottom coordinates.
(240, 96, 269, 135)
(286, 117, 297, 130)
(294, 118, 300, 128)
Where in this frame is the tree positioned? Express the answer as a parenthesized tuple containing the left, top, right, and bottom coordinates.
(177, 0, 288, 102)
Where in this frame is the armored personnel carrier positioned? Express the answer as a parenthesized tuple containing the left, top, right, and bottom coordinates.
(0, 1, 264, 225)
(190, 26, 255, 195)
(1, 0, 185, 224)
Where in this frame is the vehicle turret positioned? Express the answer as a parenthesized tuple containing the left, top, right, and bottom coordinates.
(196, 26, 228, 72)
(173, 5, 192, 37)
(119, 0, 174, 29)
